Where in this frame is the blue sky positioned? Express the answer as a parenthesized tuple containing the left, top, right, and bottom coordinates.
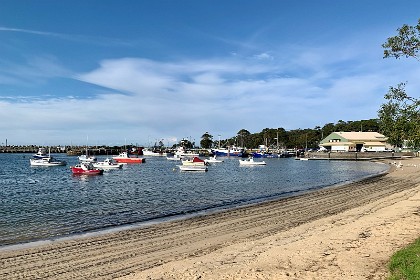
(1, 1, 420, 146)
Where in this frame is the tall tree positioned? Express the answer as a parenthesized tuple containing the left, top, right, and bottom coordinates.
(200, 132, 213, 149)
(237, 129, 251, 148)
(380, 19, 420, 149)
(378, 83, 420, 148)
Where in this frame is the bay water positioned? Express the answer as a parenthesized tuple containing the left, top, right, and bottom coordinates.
(0, 153, 388, 247)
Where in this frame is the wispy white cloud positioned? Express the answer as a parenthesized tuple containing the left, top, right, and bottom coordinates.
(0, 26, 59, 36)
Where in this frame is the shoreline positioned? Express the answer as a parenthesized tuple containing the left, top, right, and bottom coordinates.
(1, 158, 419, 279)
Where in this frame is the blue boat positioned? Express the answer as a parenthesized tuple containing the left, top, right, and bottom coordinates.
(252, 152, 280, 158)
(211, 146, 244, 157)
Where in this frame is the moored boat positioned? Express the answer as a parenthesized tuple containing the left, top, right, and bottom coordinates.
(30, 156, 67, 166)
(32, 147, 49, 159)
(78, 154, 97, 163)
(239, 157, 266, 165)
(175, 147, 200, 157)
(167, 154, 182, 161)
(113, 152, 145, 163)
(252, 152, 280, 158)
(178, 165, 208, 172)
(142, 148, 168, 156)
(181, 156, 207, 166)
(211, 146, 244, 157)
(71, 162, 104, 175)
(204, 155, 224, 163)
(30, 148, 67, 166)
(92, 158, 123, 170)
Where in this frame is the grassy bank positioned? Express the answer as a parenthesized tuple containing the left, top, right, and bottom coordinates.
(388, 237, 420, 279)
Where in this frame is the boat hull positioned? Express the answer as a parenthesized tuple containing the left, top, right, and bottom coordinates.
(71, 167, 104, 175)
(113, 152, 145, 163)
(113, 158, 145, 163)
(239, 159, 266, 165)
(212, 147, 244, 157)
(92, 163, 123, 169)
(178, 165, 208, 172)
(213, 151, 243, 157)
(30, 158, 67, 166)
(252, 152, 280, 158)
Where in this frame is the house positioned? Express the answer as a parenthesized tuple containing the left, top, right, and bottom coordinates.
(319, 132, 389, 152)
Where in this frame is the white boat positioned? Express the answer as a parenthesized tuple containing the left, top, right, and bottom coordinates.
(78, 154, 97, 163)
(30, 156, 67, 166)
(92, 158, 123, 170)
(30, 148, 67, 166)
(175, 147, 200, 157)
(239, 157, 266, 165)
(178, 165, 208, 172)
(167, 154, 182, 161)
(204, 155, 224, 163)
(181, 157, 207, 166)
(142, 148, 168, 156)
(33, 147, 49, 159)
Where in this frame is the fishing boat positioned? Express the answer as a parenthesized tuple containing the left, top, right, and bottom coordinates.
(113, 152, 145, 163)
(30, 156, 67, 166)
(32, 147, 49, 159)
(92, 158, 123, 170)
(239, 157, 266, 166)
(71, 162, 104, 175)
(30, 148, 67, 166)
(178, 165, 208, 172)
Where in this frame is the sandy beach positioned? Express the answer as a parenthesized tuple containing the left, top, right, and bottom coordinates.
(1, 158, 420, 280)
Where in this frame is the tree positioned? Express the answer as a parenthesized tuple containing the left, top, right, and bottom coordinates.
(179, 138, 194, 149)
(382, 19, 420, 60)
(322, 123, 335, 138)
(378, 83, 420, 148)
(200, 132, 213, 149)
(237, 129, 251, 148)
(380, 19, 420, 149)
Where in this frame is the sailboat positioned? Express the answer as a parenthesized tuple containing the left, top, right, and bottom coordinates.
(78, 137, 97, 162)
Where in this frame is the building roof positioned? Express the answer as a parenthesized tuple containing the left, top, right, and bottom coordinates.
(333, 132, 387, 141)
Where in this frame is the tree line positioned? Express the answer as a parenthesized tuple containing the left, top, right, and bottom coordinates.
(200, 119, 381, 150)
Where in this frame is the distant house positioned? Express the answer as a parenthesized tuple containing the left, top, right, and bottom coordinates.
(319, 132, 389, 152)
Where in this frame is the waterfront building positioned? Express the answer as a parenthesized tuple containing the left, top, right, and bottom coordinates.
(319, 132, 389, 152)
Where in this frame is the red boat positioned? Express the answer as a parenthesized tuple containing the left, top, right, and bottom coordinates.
(71, 162, 104, 175)
(112, 152, 146, 163)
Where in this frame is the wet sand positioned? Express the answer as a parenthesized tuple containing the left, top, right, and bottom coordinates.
(1, 158, 420, 280)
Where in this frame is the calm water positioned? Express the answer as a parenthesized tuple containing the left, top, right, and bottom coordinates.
(0, 153, 389, 247)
